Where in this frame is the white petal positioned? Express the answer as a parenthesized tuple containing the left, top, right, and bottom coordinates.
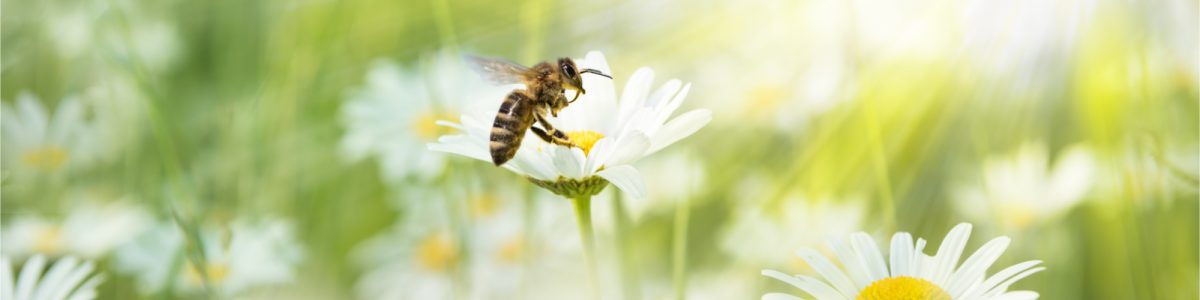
(960, 260, 1042, 299)
(912, 238, 928, 277)
(761, 270, 843, 300)
(982, 267, 1045, 298)
(647, 109, 711, 155)
(617, 68, 655, 125)
(762, 293, 807, 300)
(795, 248, 857, 298)
(602, 132, 651, 167)
(46, 260, 95, 300)
(646, 79, 681, 108)
(584, 137, 613, 173)
(552, 146, 586, 179)
(889, 233, 914, 277)
(596, 165, 646, 199)
(930, 223, 972, 285)
(66, 274, 103, 300)
(33, 256, 79, 300)
(653, 83, 692, 129)
(16, 255, 46, 300)
(995, 290, 1040, 300)
(2, 257, 14, 300)
(851, 233, 889, 281)
(827, 237, 871, 290)
(946, 236, 1011, 297)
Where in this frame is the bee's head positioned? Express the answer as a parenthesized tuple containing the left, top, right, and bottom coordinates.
(557, 58, 612, 104)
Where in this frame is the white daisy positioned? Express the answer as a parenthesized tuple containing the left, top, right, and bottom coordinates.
(339, 51, 508, 182)
(429, 51, 712, 199)
(1, 255, 104, 300)
(1, 201, 152, 260)
(953, 142, 1097, 231)
(114, 218, 304, 296)
(353, 190, 579, 299)
(762, 223, 1044, 300)
(2, 92, 103, 176)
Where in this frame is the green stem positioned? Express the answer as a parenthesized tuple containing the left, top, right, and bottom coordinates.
(571, 195, 599, 299)
(672, 198, 690, 300)
(612, 193, 641, 300)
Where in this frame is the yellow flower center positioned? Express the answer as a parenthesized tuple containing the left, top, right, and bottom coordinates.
(185, 262, 230, 285)
(416, 231, 458, 272)
(22, 146, 69, 171)
(413, 110, 458, 141)
(32, 226, 62, 253)
(566, 130, 604, 156)
(857, 276, 951, 300)
(496, 236, 525, 264)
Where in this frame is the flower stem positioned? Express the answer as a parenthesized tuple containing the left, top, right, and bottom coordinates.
(672, 198, 690, 300)
(612, 193, 642, 300)
(571, 195, 599, 299)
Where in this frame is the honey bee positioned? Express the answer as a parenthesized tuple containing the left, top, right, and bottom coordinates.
(466, 55, 613, 166)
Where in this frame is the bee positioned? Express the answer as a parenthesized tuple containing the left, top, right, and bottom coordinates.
(466, 55, 613, 166)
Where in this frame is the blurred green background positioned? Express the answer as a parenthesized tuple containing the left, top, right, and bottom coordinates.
(1, 0, 1197, 299)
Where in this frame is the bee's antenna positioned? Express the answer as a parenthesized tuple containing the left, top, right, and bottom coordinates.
(580, 68, 613, 79)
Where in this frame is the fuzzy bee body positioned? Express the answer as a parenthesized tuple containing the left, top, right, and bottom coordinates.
(466, 56, 612, 166)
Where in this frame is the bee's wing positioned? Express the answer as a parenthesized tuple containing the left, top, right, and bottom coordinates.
(464, 55, 529, 85)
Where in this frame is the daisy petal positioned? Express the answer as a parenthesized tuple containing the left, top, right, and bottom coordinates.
(889, 233, 914, 277)
(930, 223, 972, 286)
(947, 236, 1011, 297)
(795, 248, 857, 298)
(761, 292, 806, 300)
(761, 270, 842, 300)
(596, 165, 646, 199)
(648, 109, 711, 155)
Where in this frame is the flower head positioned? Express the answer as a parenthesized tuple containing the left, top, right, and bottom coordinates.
(1, 200, 152, 260)
(340, 51, 507, 182)
(2, 255, 104, 300)
(762, 223, 1043, 300)
(2, 92, 103, 175)
(954, 142, 1096, 231)
(115, 218, 304, 296)
(429, 51, 712, 198)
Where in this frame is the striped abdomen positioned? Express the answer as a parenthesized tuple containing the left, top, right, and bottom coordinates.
(490, 91, 536, 165)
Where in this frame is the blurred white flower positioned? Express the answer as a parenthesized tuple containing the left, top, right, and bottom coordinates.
(694, 0, 853, 131)
(353, 192, 579, 299)
(340, 52, 506, 182)
(954, 142, 1097, 231)
(2, 92, 104, 176)
(721, 192, 864, 268)
(430, 51, 711, 199)
(1, 255, 104, 300)
(115, 218, 304, 296)
(763, 223, 1043, 300)
(1, 201, 152, 260)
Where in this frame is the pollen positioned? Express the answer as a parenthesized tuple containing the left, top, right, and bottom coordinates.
(566, 130, 604, 156)
(856, 276, 952, 300)
(416, 231, 458, 272)
(22, 146, 69, 171)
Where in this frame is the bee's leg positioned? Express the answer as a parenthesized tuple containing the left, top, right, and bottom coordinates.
(533, 114, 574, 147)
